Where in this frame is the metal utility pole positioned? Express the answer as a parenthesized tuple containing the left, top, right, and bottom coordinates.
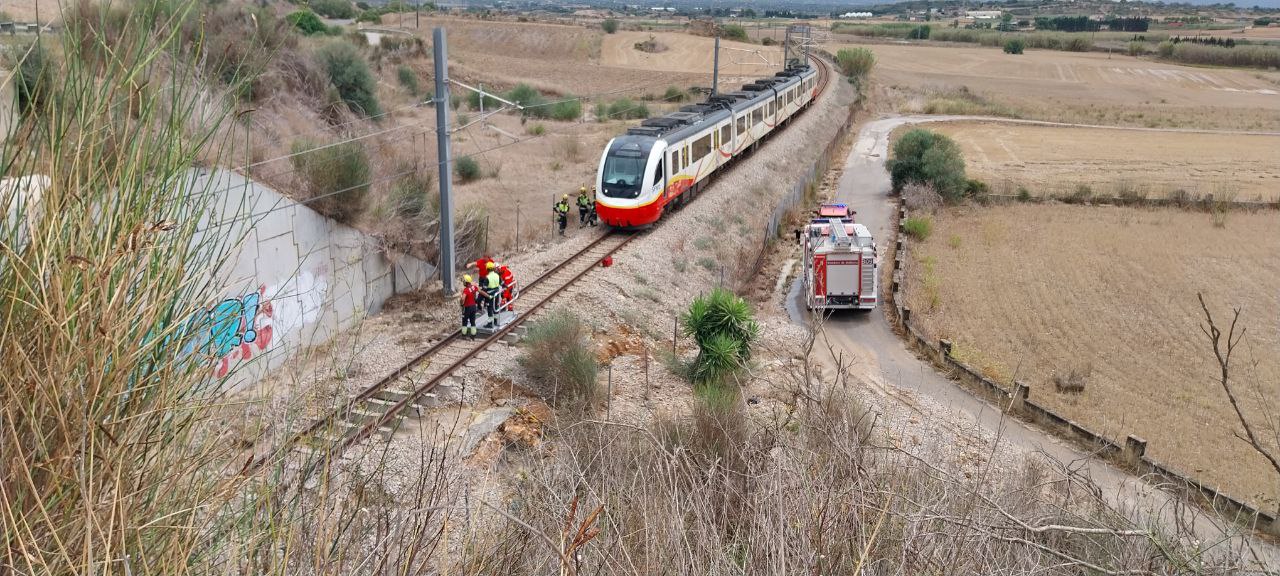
(712, 35, 720, 95)
(433, 27, 456, 294)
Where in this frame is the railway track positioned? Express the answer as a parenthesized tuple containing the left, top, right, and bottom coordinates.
(809, 51, 830, 96)
(242, 231, 635, 482)
(241, 55, 831, 485)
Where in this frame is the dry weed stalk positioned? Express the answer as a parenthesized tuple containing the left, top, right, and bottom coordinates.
(1198, 292, 1280, 521)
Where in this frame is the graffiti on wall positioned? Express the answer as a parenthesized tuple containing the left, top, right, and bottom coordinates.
(177, 270, 328, 379)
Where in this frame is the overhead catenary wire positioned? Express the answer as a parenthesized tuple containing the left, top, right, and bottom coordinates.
(200, 68, 757, 228)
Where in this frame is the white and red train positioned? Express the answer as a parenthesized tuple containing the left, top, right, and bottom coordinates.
(594, 62, 820, 227)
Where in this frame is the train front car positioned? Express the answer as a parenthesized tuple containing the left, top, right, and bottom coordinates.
(595, 135, 666, 228)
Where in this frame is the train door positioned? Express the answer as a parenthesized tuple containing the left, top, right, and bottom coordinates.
(652, 158, 665, 202)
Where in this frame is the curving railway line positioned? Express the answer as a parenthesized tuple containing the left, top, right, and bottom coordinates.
(239, 54, 832, 485)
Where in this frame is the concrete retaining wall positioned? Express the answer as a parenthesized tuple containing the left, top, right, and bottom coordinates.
(889, 204, 1279, 536)
(191, 170, 435, 391)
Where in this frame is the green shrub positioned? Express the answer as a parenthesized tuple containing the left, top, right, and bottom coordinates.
(396, 65, 419, 95)
(455, 156, 481, 182)
(888, 129, 968, 202)
(527, 123, 546, 136)
(681, 288, 759, 386)
(663, 86, 687, 102)
(390, 170, 436, 218)
(310, 0, 355, 19)
(835, 47, 876, 79)
(465, 89, 502, 110)
(1157, 40, 1175, 58)
(519, 311, 600, 410)
(605, 98, 649, 120)
(548, 98, 582, 120)
(1003, 38, 1025, 54)
(506, 83, 548, 111)
(907, 25, 931, 40)
(356, 9, 381, 23)
(1017, 187, 1032, 202)
(602, 18, 619, 33)
(289, 139, 371, 223)
(1127, 41, 1148, 56)
(287, 10, 329, 35)
(722, 24, 749, 42)
(315, 40, 381, 116)
(903, 216, 932, 241)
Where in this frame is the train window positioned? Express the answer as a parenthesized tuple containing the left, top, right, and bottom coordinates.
(753, 107, 762, 125)
(736, 116, 746, 133)
(720, 125, 730, 147)
(692, 135, 711, 160)
(652, 160, 664, 190)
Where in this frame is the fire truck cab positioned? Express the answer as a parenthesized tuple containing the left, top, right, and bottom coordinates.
(801, 203, 878, 311)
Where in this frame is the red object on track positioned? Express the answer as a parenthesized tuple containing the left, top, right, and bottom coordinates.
(601, 255, 613, 267)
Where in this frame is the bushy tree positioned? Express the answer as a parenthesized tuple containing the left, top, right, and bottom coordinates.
(602, 18, 619, 33)
(1003, 38, 1025, 54)
(907, 24, 931, 39)
(315, 40, 381, 116)
(888, 129, 968, 202)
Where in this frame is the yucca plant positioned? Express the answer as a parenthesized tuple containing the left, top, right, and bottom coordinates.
(682, 288, 759, 385)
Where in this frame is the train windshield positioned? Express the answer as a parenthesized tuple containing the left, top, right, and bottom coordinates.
(601, 138, 653, 200)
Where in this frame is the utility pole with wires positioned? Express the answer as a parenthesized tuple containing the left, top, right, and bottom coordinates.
(712, 35, 720, 95)
(431, 28, 526, 295)
(433, 27, 457, 295)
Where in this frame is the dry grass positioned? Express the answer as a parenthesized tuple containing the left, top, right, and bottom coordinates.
(903, 203, 1280, 510)
(831, 40, 1280, 131)
(926, 122, 1280, 200)
(449, 337, 1261, 573)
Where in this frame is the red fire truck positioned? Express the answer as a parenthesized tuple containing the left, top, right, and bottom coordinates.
(801, 203, 878, 311)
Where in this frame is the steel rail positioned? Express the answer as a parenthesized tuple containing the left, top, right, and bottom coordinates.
(243, 230, 635, 481)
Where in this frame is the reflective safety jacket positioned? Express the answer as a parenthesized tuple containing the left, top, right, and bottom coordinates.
(484, 271, 501, 291)
(499, 266, 515, 288)
(577, 194, 591, 208)
(554, 201, 569, 214)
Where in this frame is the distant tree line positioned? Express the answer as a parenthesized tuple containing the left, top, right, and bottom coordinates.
(1171, 35, 1241, 47)
(1034, 16, 1098, 32)
(1032, 16, 1148, 32)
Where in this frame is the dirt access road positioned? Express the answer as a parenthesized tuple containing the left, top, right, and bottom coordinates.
(786, 115, 1280, 568)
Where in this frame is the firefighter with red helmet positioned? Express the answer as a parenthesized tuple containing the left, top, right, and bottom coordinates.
(497, 262, 517, 311)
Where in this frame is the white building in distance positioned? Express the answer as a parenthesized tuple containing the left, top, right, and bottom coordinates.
(967, 10, 1004, 19)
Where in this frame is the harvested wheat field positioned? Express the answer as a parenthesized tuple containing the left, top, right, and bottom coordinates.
(928, 122, 1280, 199)
(408, 18, 723, 97)
(902, 203, 1280, 509)
(828, 40, 1280, 131)
(601, 30, 783, 83)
